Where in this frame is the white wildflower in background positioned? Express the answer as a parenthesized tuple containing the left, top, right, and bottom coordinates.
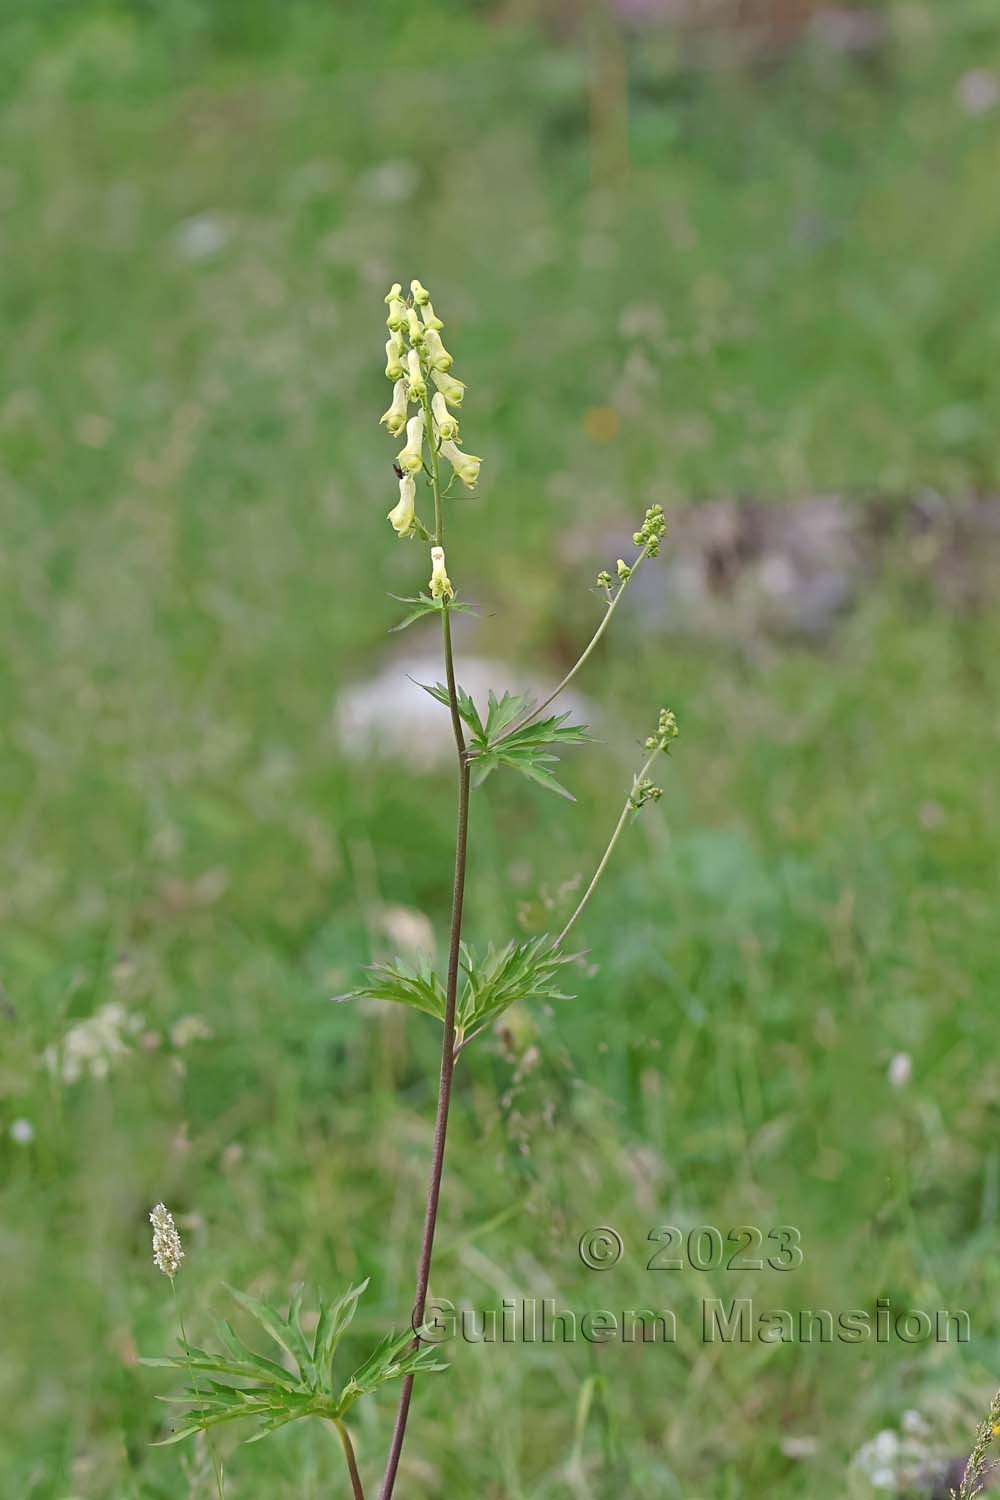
(42, 1002, 144, 1084)
(9, 1118, 34, 1146)
(852, 1413, 935, 1492)
(169, 1015, 214, 1049)
(888, 1052, 912, 1089)
(150, 1202, 184, 1278)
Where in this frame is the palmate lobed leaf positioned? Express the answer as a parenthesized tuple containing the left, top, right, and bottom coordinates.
(340, 1330, 450, 1414)
(456, 935, 580, 1032)
(483, 688, 531, 743)
(418, 679, 488, 742)
(418, 683, 592, 803)
(473, 708, 593, 799)
(338, 958, 446, 1021)
(389, 593, 475, 633)
(340, 937, 580, 1036)
(144, 1281, 447, 1448)
(471, 743, 575, 799)
(225, 1285, 316, 1386)
(313, 1278, 370, 1381)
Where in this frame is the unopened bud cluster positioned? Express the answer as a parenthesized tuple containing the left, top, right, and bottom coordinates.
(632, 707, 679, 810)
(633, 504, 667, 557)
(645, 707, 679, 753)
(596, 506, 668, 594)
(381, 280, 482, 554)
(629, 778, 664, 811)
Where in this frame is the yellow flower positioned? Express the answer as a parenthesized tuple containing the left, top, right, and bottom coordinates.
(387, 473, 417, 537)
(421, 300, 443, 331)
(410, 278, 430, 305)
(432, 369, 465, 406)
(431, 392, 459, 441)
(406, 307, 425, 345)
(385, 333, 405, 380)
(423, 328, 453, 371)
(440, 438, 481, 489)
(380, 379, 409, 436)
(429, 545, 453, 600)
(396, 411, 425, 474)
(406, 348, 427, 400)
(385, 293, 406, 332)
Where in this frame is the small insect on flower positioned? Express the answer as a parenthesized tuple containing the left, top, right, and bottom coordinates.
(150, 1202, 184, 1278)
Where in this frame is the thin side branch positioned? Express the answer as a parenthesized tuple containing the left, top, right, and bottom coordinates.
(491, 541, 651, 746)
(335, 1420, 366, 1500)
(555, 742, 662, 950)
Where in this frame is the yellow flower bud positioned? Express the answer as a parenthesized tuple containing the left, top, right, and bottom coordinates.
(423, 328, 453, 371)
(421, 300, 444, 331)
(385, 295, 406, 332)
(385, 333, 405, 381)
(431, 369, 465, 406)
(384, 282, 403, 304)
(397, 411, 425, 474)
(406, 348, 427, 400)
(431, 392, 459, 441)
(380, 379, 410, 436)
(429, 545, 453, 600)
(440, 439, 481, 489)
(387, 473, 417, 537)
(410, 279, 430, 305)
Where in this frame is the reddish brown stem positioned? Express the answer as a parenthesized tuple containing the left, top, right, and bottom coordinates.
(379, 610, 469, 1500)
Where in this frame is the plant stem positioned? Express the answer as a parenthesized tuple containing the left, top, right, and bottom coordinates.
(172, 1281, 225, 1500)
(554, 743, 660, 950)
(334, 1419, 366, 1500)
(492, 542, 650, 746)
(379, 402, 471, 1500)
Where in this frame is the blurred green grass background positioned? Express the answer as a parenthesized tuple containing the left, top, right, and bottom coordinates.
(1, 1, 999, 1495)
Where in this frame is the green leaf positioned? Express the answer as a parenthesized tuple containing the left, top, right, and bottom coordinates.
(143, 1280, 448, 1451)
(338, 958, 446, 1022)
(483, 689, 533, 743)
(339, 1329, 448, 1414)
(215, 1321, 307, 1391)
(226, 1287, 314, 1385)
(313, 1279, 370, 1380)
(388, 593, 474, 633)
(470, 711, 592, 800)
(417, 680, 486, 743)
(456, 935, 580, 1032)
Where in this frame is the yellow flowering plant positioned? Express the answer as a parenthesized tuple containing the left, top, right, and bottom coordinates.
(143, 280, 679, 1500)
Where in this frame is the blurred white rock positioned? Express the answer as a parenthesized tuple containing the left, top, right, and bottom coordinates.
(174, 213, 228, 261)
(958, 68, 999, 117)
(334, 653, 595, 770)
(358, 159, 420, 205)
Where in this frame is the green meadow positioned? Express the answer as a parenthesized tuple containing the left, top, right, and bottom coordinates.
(1, 2, 999, 1494)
